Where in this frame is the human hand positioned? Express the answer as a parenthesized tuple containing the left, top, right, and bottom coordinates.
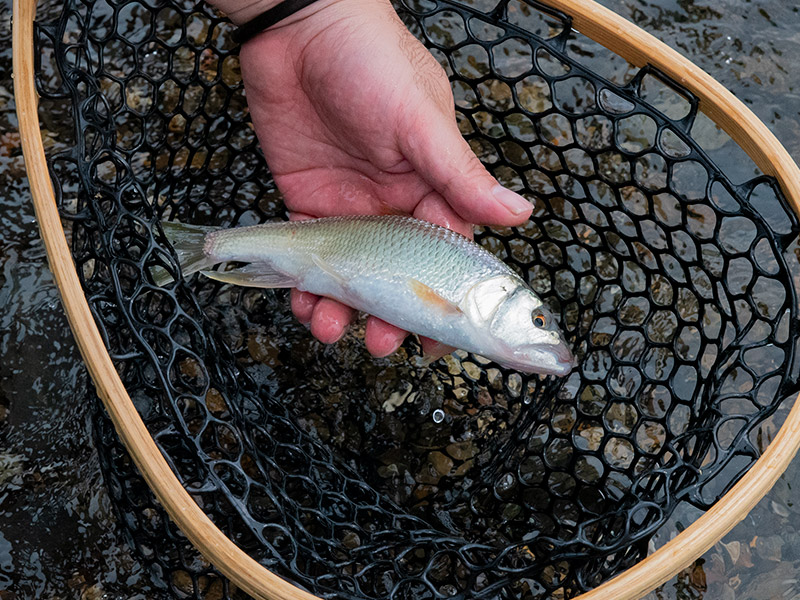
(233, 0, 533, 357)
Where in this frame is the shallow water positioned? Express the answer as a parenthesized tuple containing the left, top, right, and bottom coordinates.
(1, 0, 799, 598)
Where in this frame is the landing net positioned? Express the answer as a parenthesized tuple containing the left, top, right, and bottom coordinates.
(34, 0, 800, 597)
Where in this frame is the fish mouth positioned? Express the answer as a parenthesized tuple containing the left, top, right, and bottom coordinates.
(505, 343, 575, 377)
(537, 356, 574, 376)
(552, 343, 575, 369)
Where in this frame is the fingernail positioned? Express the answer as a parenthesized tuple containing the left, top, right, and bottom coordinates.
(492, 184, 532, 216)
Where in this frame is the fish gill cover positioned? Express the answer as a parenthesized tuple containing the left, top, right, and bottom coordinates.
(33, 0, 800, 597)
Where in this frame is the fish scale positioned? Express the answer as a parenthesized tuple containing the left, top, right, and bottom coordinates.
(208, 216, 509, 302)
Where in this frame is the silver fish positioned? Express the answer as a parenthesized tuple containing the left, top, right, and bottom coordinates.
(157, 215, 574, 376)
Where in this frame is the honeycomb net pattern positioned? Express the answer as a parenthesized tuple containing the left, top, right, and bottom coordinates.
(34, 0, 800, 597)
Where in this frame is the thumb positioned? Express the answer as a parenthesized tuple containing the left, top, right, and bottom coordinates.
(399, 109, 533, 226)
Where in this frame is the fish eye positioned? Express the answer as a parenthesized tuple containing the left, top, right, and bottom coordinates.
(532, 313, 546, 328)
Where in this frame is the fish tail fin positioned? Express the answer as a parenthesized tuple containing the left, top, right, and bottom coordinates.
(153, 221, 218, 286)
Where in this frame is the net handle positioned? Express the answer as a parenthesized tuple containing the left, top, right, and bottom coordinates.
(12, 0, 800, 597)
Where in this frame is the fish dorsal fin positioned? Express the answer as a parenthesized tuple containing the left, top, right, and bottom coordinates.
(200, 263, 297, 288)
(409, 279, 463, 315)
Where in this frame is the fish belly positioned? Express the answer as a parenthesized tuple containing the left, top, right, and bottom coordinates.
(295, 267, 482, 352)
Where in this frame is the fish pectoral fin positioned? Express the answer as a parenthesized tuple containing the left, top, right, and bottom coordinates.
(311, 253, 349, 287)
(200, 263, 297, 288)
(409, 279, 463, 315)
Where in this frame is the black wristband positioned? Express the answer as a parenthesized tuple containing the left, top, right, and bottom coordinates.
(232, 0, 323, 44)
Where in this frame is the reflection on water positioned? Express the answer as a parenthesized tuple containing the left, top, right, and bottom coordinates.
(1, 0, 800, 597)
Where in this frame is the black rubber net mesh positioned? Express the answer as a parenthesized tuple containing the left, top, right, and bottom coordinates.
(33, 0, 800, 597)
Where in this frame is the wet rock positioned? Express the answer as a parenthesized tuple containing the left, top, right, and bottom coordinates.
(414, 483, 436, 500)
(719, 540, 741, 566)
(754, 534, 783, 562)
(378, 463, 400, 478)
(171, 570, 195, 595)
(453, 459, 475, 477)
(446, 440, 477, 461)
(428, 451, 454, 477)
(741, 562, 797, 599)
(712, 582, 736, 600)
(476, 387, 493, 406)
(461, 361, 482, 380)
(202, 578, 224, 600)
(770, 499, 790, 518)
(736, 542, 754, 568)
(247, 332, 281, 366)
(705, 552, 726, 586)
(382, 383, 417, 413)
(340, 529, 361, 550)
(689, 560, 707, 591)
(80, 583, 105, 600)
(0, 454, 24, 487)
(67, 573, 86, 592)
(204, 387, 227, 415)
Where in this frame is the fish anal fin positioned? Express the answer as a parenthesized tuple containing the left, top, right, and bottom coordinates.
(409, 279, 462, 315)
(200, 263, 297, 288)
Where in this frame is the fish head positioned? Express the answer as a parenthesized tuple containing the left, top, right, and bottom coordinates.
(462, 275, 574, 376)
